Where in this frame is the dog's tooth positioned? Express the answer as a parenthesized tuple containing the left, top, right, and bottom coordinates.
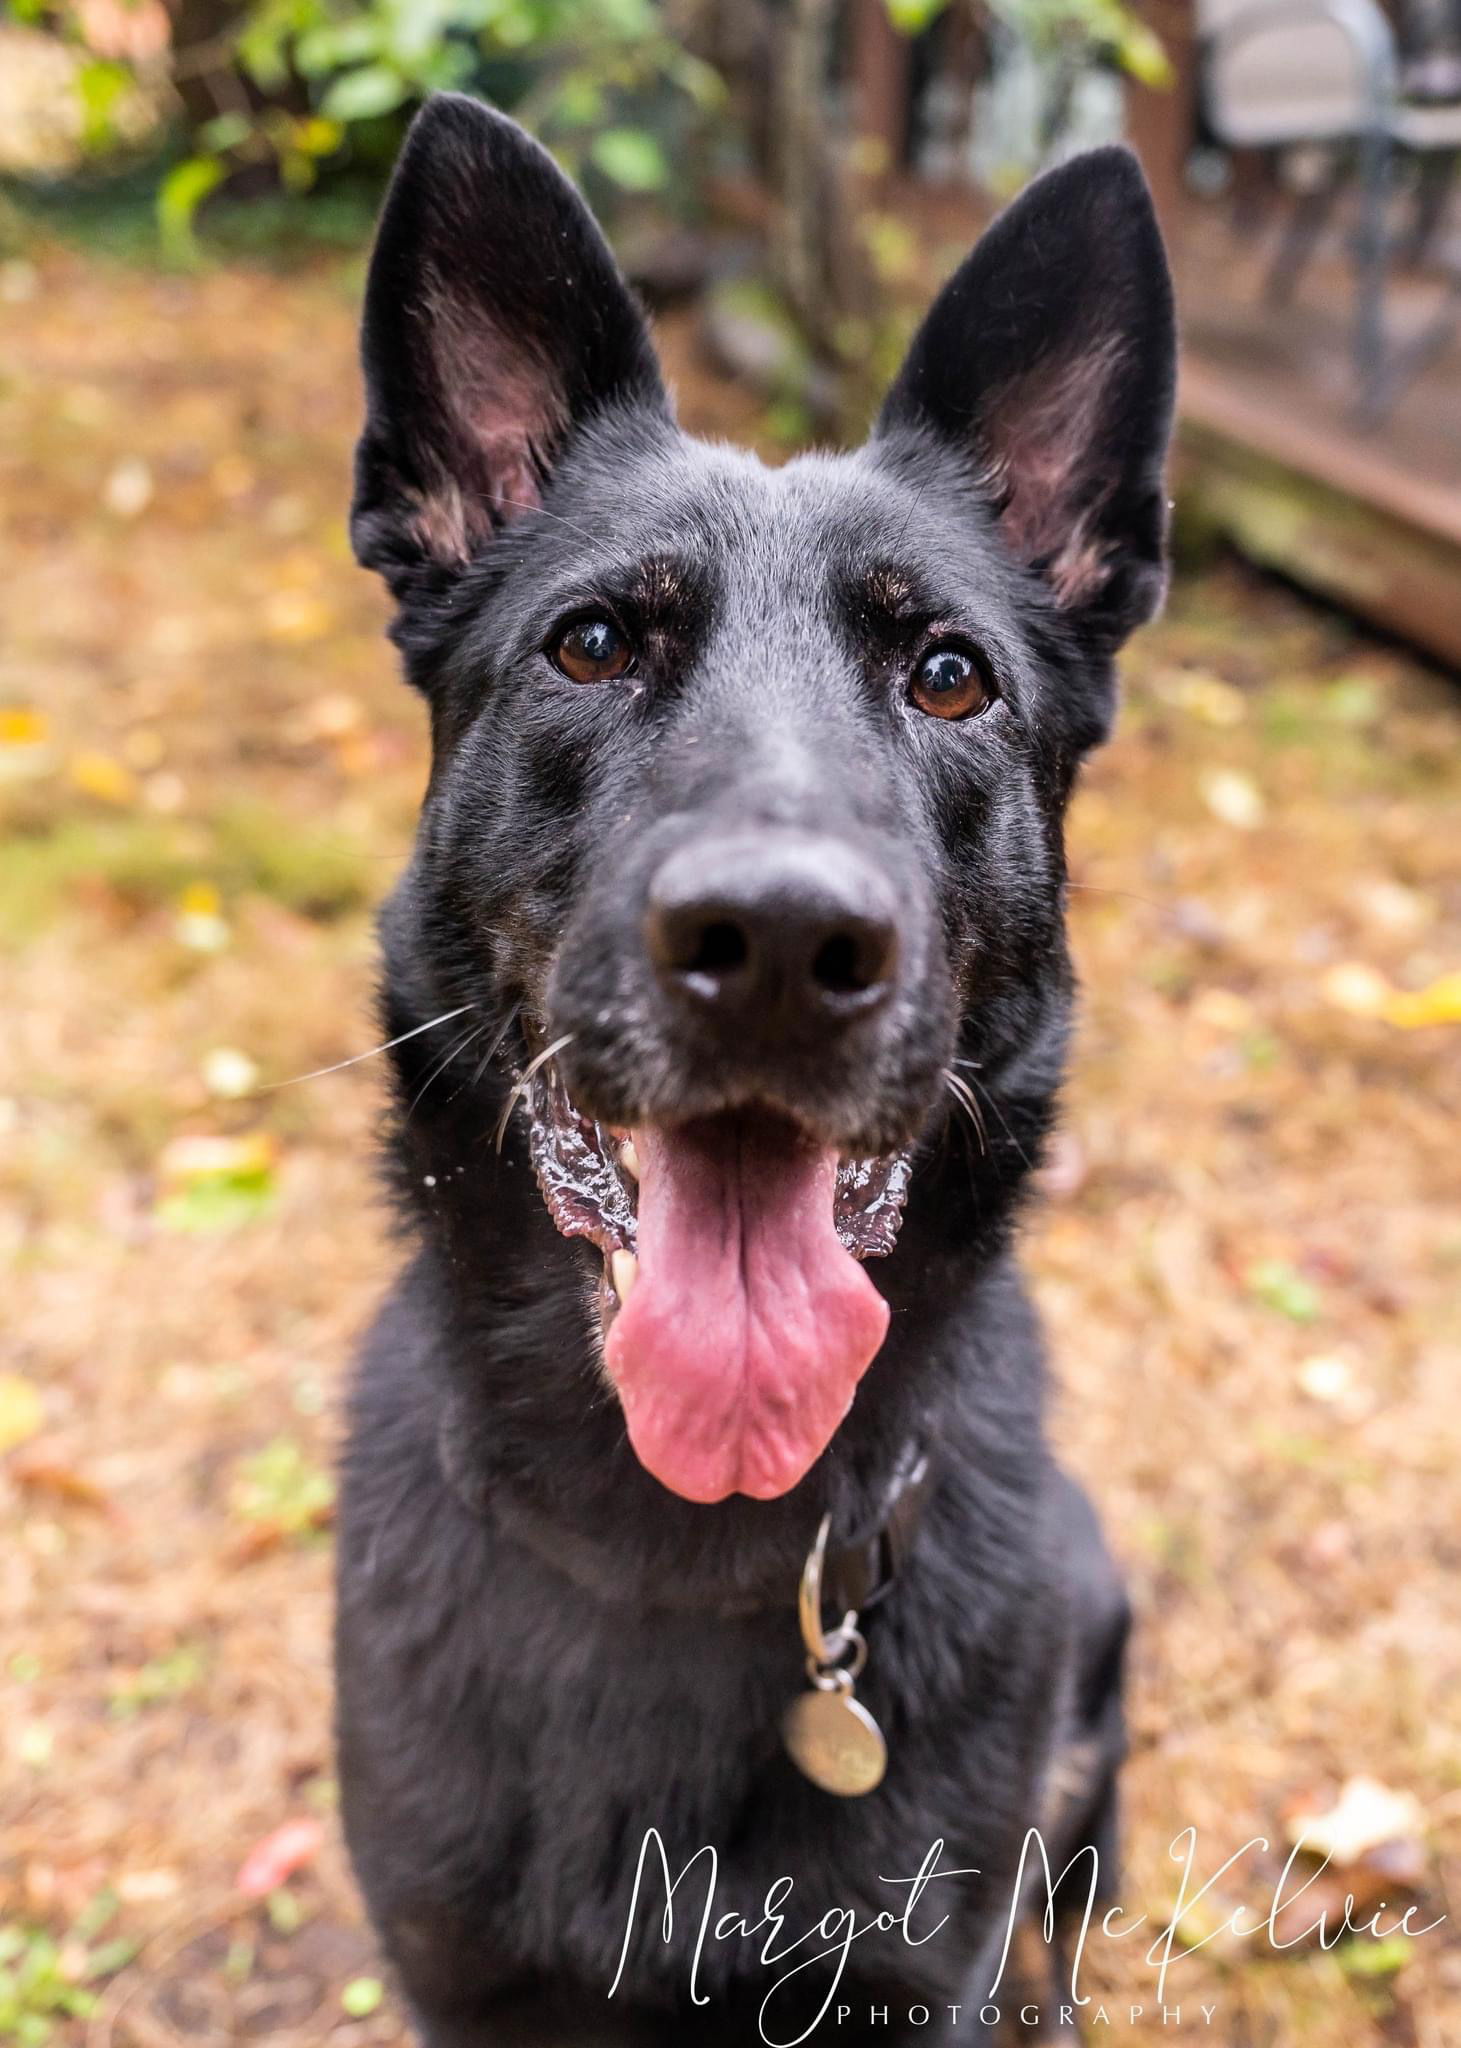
(619, 1139, 640, 1182)
(610, 1249, 639, 1305)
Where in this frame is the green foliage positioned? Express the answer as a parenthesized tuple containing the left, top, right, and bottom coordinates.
(233, 1436, 335, 1538)
(885, 0, 1170, 86)
(107, 1644, 207, 1719)
(0, 1897, 136, 2047)
(0, 803, 373, 948)
(157, 155, 225, 263)
(18, 0, 724, 253)
(341, 1976, 386, 2017)
(1247, 1259, 1323, 1324)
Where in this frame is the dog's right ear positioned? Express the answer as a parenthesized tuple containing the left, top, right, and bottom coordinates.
(351, 94, 670, 604)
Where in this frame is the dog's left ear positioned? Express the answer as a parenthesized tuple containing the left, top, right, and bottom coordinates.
(352, 93, 670, 604)
(875, 146, 1176, 648)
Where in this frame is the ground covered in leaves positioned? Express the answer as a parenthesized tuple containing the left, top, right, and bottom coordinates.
(2, 233, 1459, 2048)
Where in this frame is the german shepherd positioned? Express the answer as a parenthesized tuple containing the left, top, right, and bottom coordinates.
(336, 94, 1176, 2046)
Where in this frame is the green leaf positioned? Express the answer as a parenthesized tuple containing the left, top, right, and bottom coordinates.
(81, 1938, 139, 1982)
(197, 113, 252, 154)
(1247, 1259, 1322, 1323)
(341, 1977, 385, 2018)
(295, 20, 381, 75)
(885, 0, 951, 29)
(77, 59, 131, 153)
(1114, 18, 1174, 86)
(320, 64, 410, 123)
(1337, 1933, 1415, 1979)
(265, 1887, 302, 1935)
(157, 157, 225, 265)
(589, 127, 669, 192)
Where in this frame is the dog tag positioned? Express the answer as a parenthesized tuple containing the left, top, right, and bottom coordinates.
(782, 1511, 888, 1797)
(783, 1683, 887, 1797)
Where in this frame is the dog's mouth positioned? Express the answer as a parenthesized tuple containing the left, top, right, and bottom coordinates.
(524, 1064, 912, 1504)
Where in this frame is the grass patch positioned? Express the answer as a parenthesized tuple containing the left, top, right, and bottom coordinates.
(0, 801, 375, 945)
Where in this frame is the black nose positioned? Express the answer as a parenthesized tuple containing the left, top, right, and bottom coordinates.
(644, 831, 900, 1034)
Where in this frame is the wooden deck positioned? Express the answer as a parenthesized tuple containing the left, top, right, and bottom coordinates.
(1170, 201, 1461, 672)
(887, 166, 1461, 670)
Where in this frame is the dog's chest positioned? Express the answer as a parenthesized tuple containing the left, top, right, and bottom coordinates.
(475, 1581, 992, 2008)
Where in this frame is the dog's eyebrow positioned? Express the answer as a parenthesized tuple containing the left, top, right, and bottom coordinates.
(859, 562, 926, 620)
(623, 553, 694, 611)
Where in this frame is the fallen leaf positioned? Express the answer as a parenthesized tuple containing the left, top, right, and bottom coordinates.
(1296, 1354, 1354, 1405)
(1154, 668, 1247, 726)
(116, 1869, 181, 1903)
(201, 1047, 259, 1099)
(0, 705, 55, 782)
(10, 1455, 120, 1519)
(1320, 961, 1461, 1028)
(1247, 1259, 1321, 1323)
(341, 1977, 384, 2018)
(102, 456, 154, 519)
(1321, 961, 1390, 1017)
(67, 752, 138, 806)
(1354, 879, 1432, 937)
(175, 880, 230, 953)
(235, 1816, 324, 1898)
(1381, 970, 1461, 1030)
(1200, 767, 1265, 830)
(155, 1132, 279, 1232)
(0, 1374, 45, 1454)
(1285, 1775, 1426, 1867)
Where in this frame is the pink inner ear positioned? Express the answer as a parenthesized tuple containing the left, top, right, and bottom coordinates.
(986, 338, 1125, 607)
(409, 275, 565, 565)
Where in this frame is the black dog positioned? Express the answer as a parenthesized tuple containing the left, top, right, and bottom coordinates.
(336, 93, 1175, 2047)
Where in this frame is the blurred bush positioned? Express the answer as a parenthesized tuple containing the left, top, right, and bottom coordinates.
(2, 0, 725, 255)
(3, 0, 1163, 254)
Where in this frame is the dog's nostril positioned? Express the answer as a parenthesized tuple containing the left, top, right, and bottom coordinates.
(646, 834, 900, 1028)
(686, 920, 749, 978)
(812, 932, 867, 996)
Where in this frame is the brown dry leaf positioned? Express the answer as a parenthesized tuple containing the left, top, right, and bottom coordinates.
(10, 1451, 123, 1520)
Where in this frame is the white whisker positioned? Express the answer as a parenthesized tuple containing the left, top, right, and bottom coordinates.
(943, 1069, 988, 1156)
(405, 1021, 490, 1124)
(494, 1032, 576, 1155)
(968, 1069, 1033, 1170)
(468, 1002, 523, 1091)
(262, 1005, 474, 1090)
(490, 497, 602, 546)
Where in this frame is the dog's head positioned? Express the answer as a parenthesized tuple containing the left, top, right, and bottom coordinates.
(354, 96, 1175, 1507)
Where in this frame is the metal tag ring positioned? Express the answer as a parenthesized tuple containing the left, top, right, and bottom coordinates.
(806, 1625, 868, 1692)
(798, 1512, 859, 1665)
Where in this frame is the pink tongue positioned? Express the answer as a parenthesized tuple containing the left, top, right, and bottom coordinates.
(604, 1120, 890, 1503)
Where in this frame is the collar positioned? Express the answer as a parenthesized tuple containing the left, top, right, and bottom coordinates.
(439, 1406, 934, 1622)
(821, 1441, 934, 1620)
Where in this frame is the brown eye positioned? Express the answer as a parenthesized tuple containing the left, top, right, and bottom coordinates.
(910, 645, 994, 721)
(550, 617, 635, 684)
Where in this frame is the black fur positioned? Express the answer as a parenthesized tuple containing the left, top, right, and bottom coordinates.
(336, 94, 1175, 2047)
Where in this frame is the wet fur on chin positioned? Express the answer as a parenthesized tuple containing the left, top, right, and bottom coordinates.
(335, 93, 1174, 2046)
